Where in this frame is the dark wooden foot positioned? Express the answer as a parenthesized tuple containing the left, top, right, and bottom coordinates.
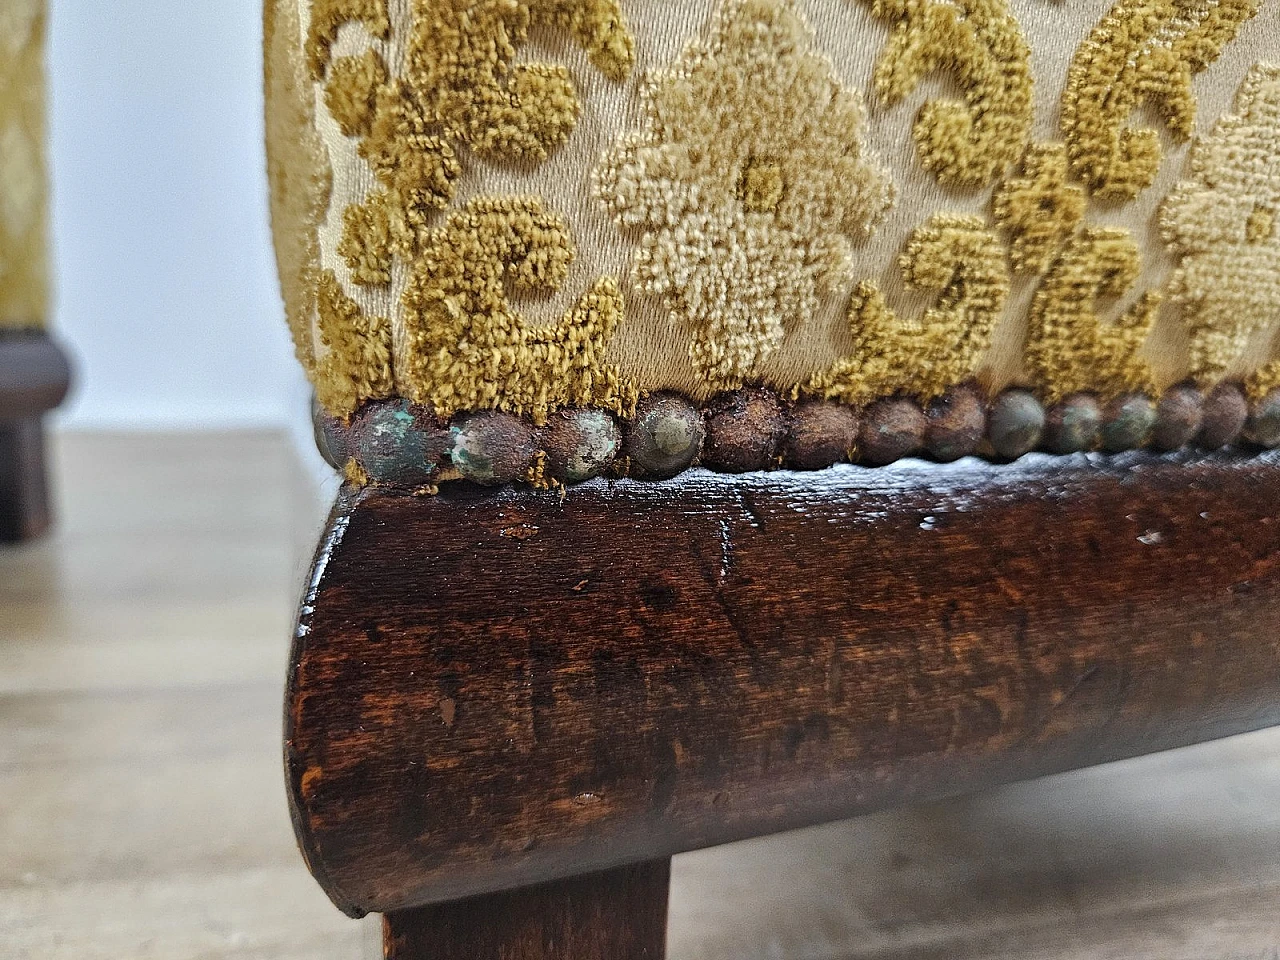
(0, 331, 71, 543)
(0, 416, 51, 542)
(290, 459, 1280, 917)
(383, 861, 670, 960)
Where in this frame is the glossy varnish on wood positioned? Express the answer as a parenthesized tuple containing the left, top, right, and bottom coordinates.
(286, 451, 1280, 917)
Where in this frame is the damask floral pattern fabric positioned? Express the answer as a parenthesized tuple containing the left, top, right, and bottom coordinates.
(265, 0, 1280, 419)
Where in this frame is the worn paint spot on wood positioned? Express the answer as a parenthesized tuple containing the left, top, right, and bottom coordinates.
(501, 524, 540, 540)
(300, 764, 323, 798)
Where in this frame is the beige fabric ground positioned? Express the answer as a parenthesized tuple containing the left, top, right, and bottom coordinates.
(0, 0, 49, 330)
(272, 0, 1280, 411)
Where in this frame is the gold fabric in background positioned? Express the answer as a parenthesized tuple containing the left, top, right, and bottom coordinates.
(0, 0, 49, 330)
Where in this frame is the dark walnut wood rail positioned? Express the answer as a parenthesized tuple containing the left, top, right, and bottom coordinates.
(286, 451, 1280, 933)
(0, 331, 72, 542)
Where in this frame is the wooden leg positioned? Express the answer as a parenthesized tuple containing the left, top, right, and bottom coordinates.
(0, 332, 70, 544)
(0, 416, 51, 543)
(382, 861, 671, 960)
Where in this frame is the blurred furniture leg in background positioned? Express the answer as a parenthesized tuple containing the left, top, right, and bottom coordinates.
(0, 2, 71, 542)
(0, 331, 70, 541)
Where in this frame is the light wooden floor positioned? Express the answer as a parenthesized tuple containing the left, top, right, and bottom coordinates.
(3, 431, 1280, 960)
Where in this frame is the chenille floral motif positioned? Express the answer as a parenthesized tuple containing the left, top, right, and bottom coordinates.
(1026, 228, 1159, 402)
(1161, 63, 1280, 392)
(323, 49, 386, 138)
(302, 0, 636, 423)
(992, 143, 1086, 273)
(313, 269, 394, 416)
(401, 0, 634, 163)
(400, 196, 634, 424)
(863, 0, 1034, 187)
(279, 0, 1280, 427)
(305, 0, 390, 79)
(313, 0, 636, 287)
(595, 0, 894, 389)
(805, 215, 1009, 405)
(1061, 0, 1260, 202)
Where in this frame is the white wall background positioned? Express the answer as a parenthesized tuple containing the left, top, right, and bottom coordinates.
(47, 1, 310, 430)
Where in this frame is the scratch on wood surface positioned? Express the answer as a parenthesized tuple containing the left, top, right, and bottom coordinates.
(718, 519, 733, 583)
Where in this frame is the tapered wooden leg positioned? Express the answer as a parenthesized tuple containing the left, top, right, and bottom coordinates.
(0, 416, 51, 543)
(382, 861, 671, 960)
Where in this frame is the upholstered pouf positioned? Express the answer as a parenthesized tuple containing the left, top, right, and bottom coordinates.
(0, 0, 70, 542)
(267, 0, 1280, 955)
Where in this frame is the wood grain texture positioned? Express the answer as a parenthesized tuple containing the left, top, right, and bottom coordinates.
(286, 451, 1280, 917)
(384, 861, 670, 960)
